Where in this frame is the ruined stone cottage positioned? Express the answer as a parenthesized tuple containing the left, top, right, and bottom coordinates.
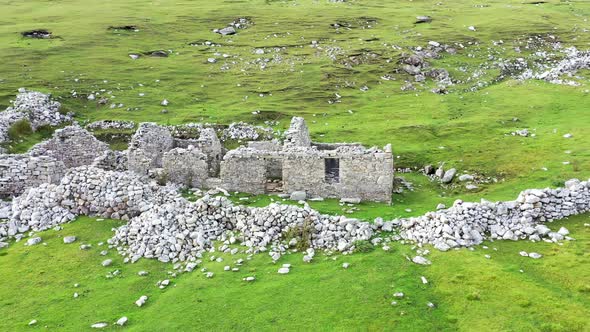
(127, 117, 394, 202)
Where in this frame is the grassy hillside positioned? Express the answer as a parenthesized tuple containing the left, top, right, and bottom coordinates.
(0, 0, 589, 330)
(0, 0, 588, 200)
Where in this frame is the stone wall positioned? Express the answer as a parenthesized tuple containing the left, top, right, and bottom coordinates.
(397, 178, 590, 251)
(128, 123, 174, 174)
(0, 89, 72, 146)
(162, 147, 209, 187)
(0, 154, 64, 197)
(0, 111, 27, 143)
(282, 146, 394, 202)
(220, 149, 268, 194)
(5, 89, 70, 130)
(248, 140, 283, 179)
(92, 150, 128, 172)
(1, 166, 588, 265)
(174, 128, 223, 177)
(283, 117, 311, 148)
(29, 125, 110, 168)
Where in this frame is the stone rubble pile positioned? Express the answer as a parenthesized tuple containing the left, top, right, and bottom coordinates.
(0, 167, 372, 261)
(0, 167, 168, 242)
(400, 42, 454, 93)
(0, 165, 587, 264)
(220, 122, 274, 141)
(519, 47, 590, 86)
(4, 88, 72, 130)
(0, 89, 73, 148)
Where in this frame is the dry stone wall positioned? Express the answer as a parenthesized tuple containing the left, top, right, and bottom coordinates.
(92, 150, 128, 172)
(0, 166, 588, 266)
(5, 89, 70, 129)
(220, 149, 268, 194)
(162, 147, 209, 187)
(0, 154, 64, 197)
(283, 117, 311, 148)
(128, 123, 174, 174)
(29, 125, 109, 168)
(0, 89, 72, 147)
(173, 128, 223, 177)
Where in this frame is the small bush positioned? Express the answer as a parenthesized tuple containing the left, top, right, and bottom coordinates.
(466, 292, 481, 301)
(156, 172, 168, 186)
(7, 119, 33, 139)
(282, 218, 313, 251)
(353, 240, 374, 253)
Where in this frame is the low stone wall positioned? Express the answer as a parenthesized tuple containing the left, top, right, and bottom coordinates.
(0, 154, 64, 197)
(1, 167, 372, 262)
(396, 179, 590, 251)
(92, 150, 128, 172)
(86, 120, 135, 130)
(0, 166, 588, 267)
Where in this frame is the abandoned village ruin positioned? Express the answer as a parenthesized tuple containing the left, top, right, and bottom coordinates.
(0, 90, 588, 265)
(0, 91, 394, 202)
(128, 116, 394, 202)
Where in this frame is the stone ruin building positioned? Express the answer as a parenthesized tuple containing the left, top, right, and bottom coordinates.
(127, 117, 394, 202)
(0, 90, 394, 203)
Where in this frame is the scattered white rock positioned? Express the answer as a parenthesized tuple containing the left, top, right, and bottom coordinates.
(63, 236, 77, 244)
(116, 317, 128, 326)
(26, 237, 42, 246)
(135, 295, 148, 307)
(91, 322, 108, 329)
(412, 256, 431, 265)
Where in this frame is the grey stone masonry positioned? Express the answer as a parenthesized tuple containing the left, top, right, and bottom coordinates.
(173, 128, 223, 177)
(0, 89, 72, 145)
(121, 117, 393, 202)
(220, 148, 269, 194)
(2, 166, 588, 263)
(92, 150, 128, 172)
(163, 146, 209, 187)
(283, 117, 311, 148)
(218, 118, 394, 202)
(29, 125, 109, 168)
(0, 111, 27, 143)
(128, 123, 175, 174)
(282, 145, 394, 202)
(5, 89, 70, 130)
(0, 154, 64, 197)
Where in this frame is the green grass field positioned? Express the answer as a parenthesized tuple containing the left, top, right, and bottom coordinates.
(0, 0, 589, 330)
(0, 216, 588, 331)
